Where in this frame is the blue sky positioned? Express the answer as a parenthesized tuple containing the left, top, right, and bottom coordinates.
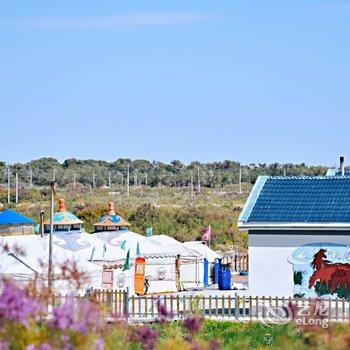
(0, 1, 349, 166)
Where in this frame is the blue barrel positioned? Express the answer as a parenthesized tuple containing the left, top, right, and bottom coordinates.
(218, 268, 231, 290)
(203, 258, 209, 287)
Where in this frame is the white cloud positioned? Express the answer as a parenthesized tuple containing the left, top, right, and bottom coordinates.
(0, 12, 212, 28)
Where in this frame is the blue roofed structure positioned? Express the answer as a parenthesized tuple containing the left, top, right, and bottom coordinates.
(238, 176, 350, 230)
(0, 209, 35, 235)
(94, 202, 130, 232)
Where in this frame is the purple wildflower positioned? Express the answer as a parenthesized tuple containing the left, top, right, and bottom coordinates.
(156, 298, 174, 324)
(129, 326, 158, 350)
(156, 299, 170, 318)
(51, 299, 75, 330)
(38, 344, 53, 350)
(0, 341, 9, 350)
(51, 298, 102, 334)
(93, 338, 104, 350)
(208, 339, 221, 350)
(190, 343, 201, 350)
(182, 316, 203, 334)
(61, 335, 73, 350)
(0, 282, 43, 327)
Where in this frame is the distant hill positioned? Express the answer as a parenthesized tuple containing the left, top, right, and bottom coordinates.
(0, 158, 327, 189)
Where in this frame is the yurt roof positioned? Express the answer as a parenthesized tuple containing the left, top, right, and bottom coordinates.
(0, 235, 101, 276)
(147, 235, 202, 257)
(95, 230, 177, 259)
(93, 202, 130, 227)
(0, 209, 35, 225)
(43, 199, 83, 225)
(183, 241, 221, 261)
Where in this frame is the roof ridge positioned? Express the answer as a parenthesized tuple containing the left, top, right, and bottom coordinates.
(266, 176, 350, 180)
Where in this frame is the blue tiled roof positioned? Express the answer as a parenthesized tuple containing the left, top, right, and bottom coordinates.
(239, 176, 350, 223)
(0, 209, 35, 225)
(97, 214, 121, 224)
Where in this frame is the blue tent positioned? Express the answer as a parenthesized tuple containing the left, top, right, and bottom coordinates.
(0, 209, 35, 225)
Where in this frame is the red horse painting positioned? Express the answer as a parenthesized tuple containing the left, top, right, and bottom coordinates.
(308, 249, 350, 294)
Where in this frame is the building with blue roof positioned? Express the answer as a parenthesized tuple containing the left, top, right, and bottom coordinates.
(238, 175, 350, 298)
(93, 202, 130, 232)
(43, 198, 84, 233)
(0, 209, 35, 236)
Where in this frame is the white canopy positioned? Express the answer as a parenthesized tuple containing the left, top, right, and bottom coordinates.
(95, 230, 177, 259)
(147, 235, 202, 258)
(183, 241, 221, 263)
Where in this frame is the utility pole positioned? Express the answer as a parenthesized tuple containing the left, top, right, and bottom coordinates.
(145, 172, 148, 187)
(134, 169, 138, 187)
(15, 172, 18, 204)
(7, 164, 10, 204)
(29, 166, 33, 188)
(108, 170, 111, 188)
(127, 164, 130, 197)
(48, 181, 55, 291)
(238, 165, 242, 195)
(190, 172, 194, 205)
(40, 210, 44, 238)
(197, 167, 201, 193)
(73, 170, 76, 189)
(92, 170, 96, 189)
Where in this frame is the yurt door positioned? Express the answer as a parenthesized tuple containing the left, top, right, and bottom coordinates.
(102, 270, 113, 290)
(134, 257, 146, 295)
(175, 255, 181, 291)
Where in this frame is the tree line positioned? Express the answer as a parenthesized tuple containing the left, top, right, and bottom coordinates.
(0, 158, 327, 189)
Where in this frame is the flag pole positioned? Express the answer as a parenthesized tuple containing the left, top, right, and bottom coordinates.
(209, 225, 211, 248)
(48, 180, 55, 291)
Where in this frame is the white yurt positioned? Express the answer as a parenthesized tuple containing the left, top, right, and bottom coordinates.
(183, 241, 221, 263)
(183, 241, 221, 285)
(148, 235, 205, 290)
(91, 203, 178, 294)
(0, 234, 102, 294)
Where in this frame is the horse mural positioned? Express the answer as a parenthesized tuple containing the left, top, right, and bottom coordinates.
(308, 249, 350, 297)
(288, 243, 350, 298)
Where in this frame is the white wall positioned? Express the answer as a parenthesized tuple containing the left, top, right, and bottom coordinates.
(249, 233, 350, 297)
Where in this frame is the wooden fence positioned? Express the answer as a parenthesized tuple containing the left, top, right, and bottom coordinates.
(54, 290, 350, 324)
(221, 254, 249, 272)
(125, 294, 350, 323)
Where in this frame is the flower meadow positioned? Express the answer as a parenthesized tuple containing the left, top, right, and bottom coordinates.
(3, 282, 350, 350)
(0, 280, 225, 350)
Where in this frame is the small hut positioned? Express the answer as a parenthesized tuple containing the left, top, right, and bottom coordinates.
(94, 202, 130, 232)
(43, 199, 83, 233)
(0, 209, 35, 236)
